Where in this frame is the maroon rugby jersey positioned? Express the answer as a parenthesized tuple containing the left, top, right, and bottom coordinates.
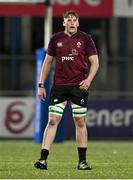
(47, 30, 97, 86)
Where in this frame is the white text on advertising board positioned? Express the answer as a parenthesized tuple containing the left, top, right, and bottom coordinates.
(51, 0, 101, 6)
(86, 109, 133, 127)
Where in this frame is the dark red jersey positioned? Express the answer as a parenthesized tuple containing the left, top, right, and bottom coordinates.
(47, 30, 97, 86)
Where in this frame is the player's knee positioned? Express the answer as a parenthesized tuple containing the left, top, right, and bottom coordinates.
(76, 119, 86, 127)
(48, 119, 57, 126)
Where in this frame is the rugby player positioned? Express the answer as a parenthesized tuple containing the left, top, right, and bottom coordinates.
(34, 10, 99, 170)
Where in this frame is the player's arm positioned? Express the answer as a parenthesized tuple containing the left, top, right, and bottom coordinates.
(79, 55, 99, 90)
(38, 54, 53, 100)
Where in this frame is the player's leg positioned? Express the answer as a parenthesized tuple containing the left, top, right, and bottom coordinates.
(70, 85, 92, 170)
(34, 85, 67, 169)
(34, 101, 67, 170)
(72, 105, 88, 147)
(42, 102, 67, 150)
(72, 103, 92, 170)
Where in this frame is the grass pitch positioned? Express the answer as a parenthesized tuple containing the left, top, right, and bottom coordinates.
(0, 140, 133, 179)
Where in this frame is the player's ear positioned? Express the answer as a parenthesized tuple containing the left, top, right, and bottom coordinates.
(63, 21, 65, 26)
(77, 21, 79, 27)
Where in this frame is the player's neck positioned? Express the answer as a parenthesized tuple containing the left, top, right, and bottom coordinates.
(64, 30, 77, 37)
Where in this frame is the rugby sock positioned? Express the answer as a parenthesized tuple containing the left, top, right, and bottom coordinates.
(77, 147, 87, 163)
(40, 149, 49, 161)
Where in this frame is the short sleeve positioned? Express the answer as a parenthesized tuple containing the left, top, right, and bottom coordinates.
(86, 35, 97, 57)
(46, 35, 56, 56)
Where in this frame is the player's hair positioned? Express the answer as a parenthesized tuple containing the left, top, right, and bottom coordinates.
(63, 10, 79, 19)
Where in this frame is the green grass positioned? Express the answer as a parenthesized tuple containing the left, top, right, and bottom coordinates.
(0, 140, 133, 179)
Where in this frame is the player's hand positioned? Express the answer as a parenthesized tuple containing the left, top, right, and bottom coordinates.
(79, 79, 91, 91)
(38, 87, 46, 101)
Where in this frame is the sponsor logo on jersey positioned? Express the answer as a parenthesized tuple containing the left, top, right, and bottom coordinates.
(57, 42, 63, 47)
(62, 56, 74, 62)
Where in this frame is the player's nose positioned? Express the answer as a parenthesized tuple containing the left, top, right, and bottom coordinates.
(71, 22, 75, 26)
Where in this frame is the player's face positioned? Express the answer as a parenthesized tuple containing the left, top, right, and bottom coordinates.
(63, 15, 79, 35)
